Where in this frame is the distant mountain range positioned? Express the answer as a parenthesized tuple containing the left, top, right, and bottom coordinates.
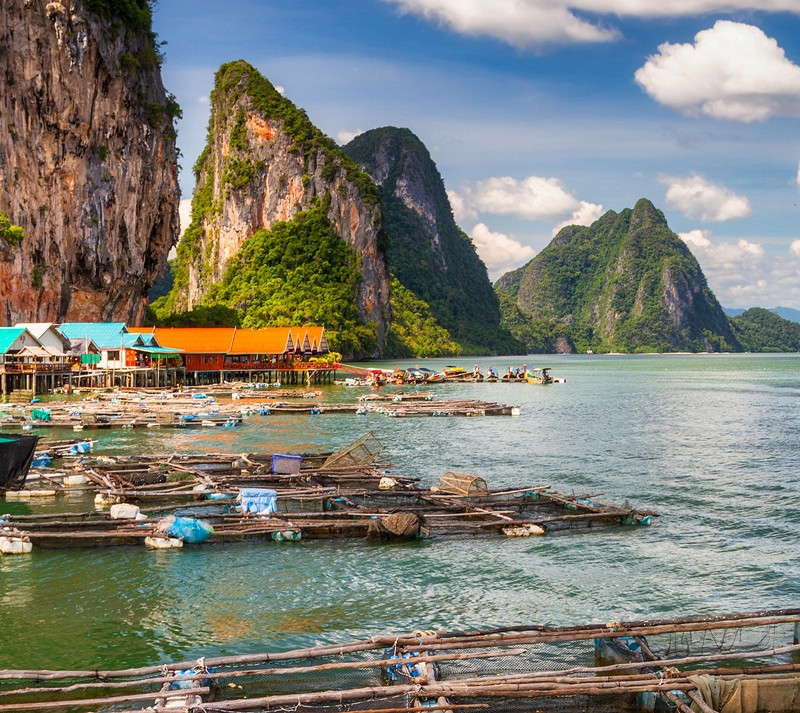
(724, 306, 800, 324)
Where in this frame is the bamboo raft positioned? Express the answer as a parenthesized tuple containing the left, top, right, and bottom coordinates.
(1, 608, 798, 712)
(1, 480, 656, 549)
(4, 434, 656, 549)
(0, 397, 520, 430)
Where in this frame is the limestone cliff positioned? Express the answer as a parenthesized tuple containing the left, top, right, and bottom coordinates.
(0, 0, 180, 324)
(168, 60, 390, 345)
(496, 199, 739, 353)
(343, 127, 522, 354)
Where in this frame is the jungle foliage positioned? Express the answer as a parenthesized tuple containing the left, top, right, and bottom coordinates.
(386, 278, 461, 358)
(730, 308, 800, 352)
(496, 199, 740, 354)
(144, 303, 241, 328)
(496, 290, 573, 354)
(196, 205, 379, 358)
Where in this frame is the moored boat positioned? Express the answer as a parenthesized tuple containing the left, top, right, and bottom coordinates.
(0, 432, 39, 490)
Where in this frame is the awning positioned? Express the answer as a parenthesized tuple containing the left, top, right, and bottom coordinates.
(16, 346, 66, 358)
(132, 346, 183, 355)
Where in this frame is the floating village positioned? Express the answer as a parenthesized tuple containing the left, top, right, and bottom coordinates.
(1, 323, 799, 713)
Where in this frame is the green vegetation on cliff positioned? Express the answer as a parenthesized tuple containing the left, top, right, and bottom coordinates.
(84, 0, 153, 34)
(386, 278, 461, 357)
(0, 210, 24, 246)
(730, 308, 800, 351)
(496, 291, 573, 354)
(497, 199, 739, 353)
(344, 127, 523, 356)
(212, 60, 379, 206)
(194, 203, 378, 357)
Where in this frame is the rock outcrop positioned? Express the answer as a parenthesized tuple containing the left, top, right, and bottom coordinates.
(169, 60, 390, 345)
(344, 127, 522, 354)
(496, 199, 739, 353)
(0, 0, 180, 323)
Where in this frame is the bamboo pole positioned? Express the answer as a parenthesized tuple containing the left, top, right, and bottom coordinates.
(0, 649, 528, 698)
(0, 685, 210, 711)
(663, 690, 699, 713)
(382, 616, 800, 650)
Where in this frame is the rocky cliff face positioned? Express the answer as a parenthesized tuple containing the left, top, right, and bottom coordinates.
(344, 127, 522, 354)
(170, 60, 390, 344)
(497, 199, 739, 353)
(0, 0, 180, 324)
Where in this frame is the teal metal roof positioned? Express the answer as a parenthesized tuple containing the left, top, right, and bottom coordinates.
(0, 327, 27, 354)
(120, 333, 145, 348)
(58, 322, 128, 348)
(132, 346, 183, 355)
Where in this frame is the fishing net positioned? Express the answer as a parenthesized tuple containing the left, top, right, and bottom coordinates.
(322, 431, 384, 470)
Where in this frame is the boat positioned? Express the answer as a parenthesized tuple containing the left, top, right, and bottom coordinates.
(0, 433, 40, 490)
(525, 367, 554, 384)
(402, 368, 427, 384)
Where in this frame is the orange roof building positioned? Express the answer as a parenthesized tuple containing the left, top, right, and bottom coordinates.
(129, 327, 237, 354)
(127, 326, 330, 381)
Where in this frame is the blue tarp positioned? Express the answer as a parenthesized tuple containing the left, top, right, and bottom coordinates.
(163, 516, 214, 543)
(238, 488, 278, 515)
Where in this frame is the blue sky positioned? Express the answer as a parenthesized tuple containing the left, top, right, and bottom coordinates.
(153, 1, 800, 309)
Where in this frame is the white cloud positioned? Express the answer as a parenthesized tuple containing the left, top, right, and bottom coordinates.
(275, 85, 285, 96)
(383, 0, 619, 49)
(675, 229, 800, 308)
(552, 201, 605, 235)
(446, 189, 478, 223)
(796, 158, 800, 188)
(337, 128, 365, 144)
(178, 198, 193, 237)
(382, 2, 800, 49)
(453, 175, 597, 222)
(635, 21, 800, 122)
(198, 96, 209, 105)
(659, 173, 751, 222)
(679, 229, 763, 264)
(471, 223, 536, 278)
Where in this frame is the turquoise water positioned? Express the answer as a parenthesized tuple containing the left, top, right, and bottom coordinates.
(1, 353, 799, 671)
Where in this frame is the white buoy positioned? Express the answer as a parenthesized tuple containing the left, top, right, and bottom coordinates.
(0, 536, 33, 554)
(110, 503, 141, 520)
(144, 536, 183, 549)
(502, 524, 545, 537)
(94, 492, 120, 507)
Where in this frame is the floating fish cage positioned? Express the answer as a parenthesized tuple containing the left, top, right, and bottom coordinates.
(2, 609, 799, 712)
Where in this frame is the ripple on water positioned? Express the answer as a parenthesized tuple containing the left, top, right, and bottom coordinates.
(2, 354, 799, 668)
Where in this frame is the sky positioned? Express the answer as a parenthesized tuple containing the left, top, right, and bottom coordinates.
(152, 0, 800, 310)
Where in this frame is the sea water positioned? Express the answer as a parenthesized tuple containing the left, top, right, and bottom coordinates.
(1, 353, 798, 670)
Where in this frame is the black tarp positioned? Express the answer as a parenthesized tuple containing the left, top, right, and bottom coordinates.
(0, 433, 39, 490)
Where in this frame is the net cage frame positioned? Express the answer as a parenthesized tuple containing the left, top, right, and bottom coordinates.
(436, 471, 489, 496)
(322, 431, 385, 470)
